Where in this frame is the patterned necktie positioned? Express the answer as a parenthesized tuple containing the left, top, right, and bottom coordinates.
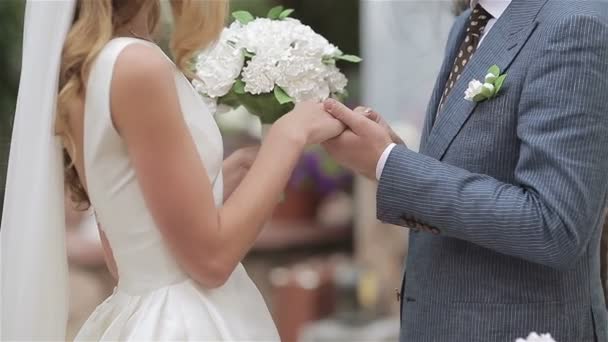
(437, 4, 493, 112)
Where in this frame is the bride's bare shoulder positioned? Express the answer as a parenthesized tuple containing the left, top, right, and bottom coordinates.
(111, 43, 174, 94)
(110, 43, 179, 126)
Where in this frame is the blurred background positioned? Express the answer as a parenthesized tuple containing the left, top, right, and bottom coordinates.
(3, 1, 604, 342)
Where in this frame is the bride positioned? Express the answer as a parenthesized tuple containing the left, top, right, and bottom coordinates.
(0, 0, 344, 340)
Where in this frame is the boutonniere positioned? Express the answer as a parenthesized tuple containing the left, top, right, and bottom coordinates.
(464, 65, 507, 102)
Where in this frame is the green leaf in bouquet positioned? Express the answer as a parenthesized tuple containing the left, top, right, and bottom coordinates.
(224, 79, 294, 123)
(233, 79, 246, 95)
(274, 86, 294, 105)
(279, 9, 295, 19)
(236, 91, 295, 125)
(336, 54, 363, 63)
(322, 56, 336, 65)
(218, 89, 241, 109)
(243, 50, 255, 58)
(232, 11, 255, 25)
(267, 6, 284, 20)
(332, 90, 349, 102)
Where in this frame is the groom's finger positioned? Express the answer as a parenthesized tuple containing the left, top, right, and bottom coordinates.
(324, 99, 368, 134)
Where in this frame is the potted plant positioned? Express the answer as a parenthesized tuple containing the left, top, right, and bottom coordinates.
(273, 147, 352, 221)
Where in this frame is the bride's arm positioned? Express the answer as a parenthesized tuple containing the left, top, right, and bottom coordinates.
(110, 45, 343, 288)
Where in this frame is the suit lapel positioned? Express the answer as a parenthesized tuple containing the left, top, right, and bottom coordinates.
(424, 0, 547, 160)
(419, 13, 470, 154)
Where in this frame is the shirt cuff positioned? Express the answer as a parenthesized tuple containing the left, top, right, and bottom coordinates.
(376, 143, 396, 181)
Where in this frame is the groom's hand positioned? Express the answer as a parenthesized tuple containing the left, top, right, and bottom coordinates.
(322, 99, 393, 180)
(364, 109, 405, 146)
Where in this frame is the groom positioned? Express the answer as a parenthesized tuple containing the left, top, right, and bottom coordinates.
(324, 0, 608, 341)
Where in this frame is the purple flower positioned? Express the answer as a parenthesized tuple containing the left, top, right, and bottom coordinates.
(288, 148, 352, 195)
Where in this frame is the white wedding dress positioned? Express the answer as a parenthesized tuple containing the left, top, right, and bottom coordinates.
(74, 38, 279, 341)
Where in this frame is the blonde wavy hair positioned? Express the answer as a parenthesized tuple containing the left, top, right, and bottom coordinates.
(57, 0, 228, 207)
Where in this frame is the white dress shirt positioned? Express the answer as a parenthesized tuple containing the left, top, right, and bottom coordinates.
(375, 0, 512, 180)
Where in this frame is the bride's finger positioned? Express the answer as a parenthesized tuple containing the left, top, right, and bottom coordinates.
(324, 99, 368, 134)
(328, 115, 347, 133)
(354, 106, 380, 122)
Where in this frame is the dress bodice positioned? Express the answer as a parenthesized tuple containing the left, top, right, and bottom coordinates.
(75, 38, 278, 341)
(83, 38, 224, 294)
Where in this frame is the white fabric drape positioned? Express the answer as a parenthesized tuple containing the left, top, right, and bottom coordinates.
(1, 0, 76, 340)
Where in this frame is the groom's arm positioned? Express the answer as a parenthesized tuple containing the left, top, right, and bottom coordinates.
(378, 15, 608, 270)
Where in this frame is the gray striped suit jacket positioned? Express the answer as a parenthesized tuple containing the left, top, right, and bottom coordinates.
(376, 1, 608, 341)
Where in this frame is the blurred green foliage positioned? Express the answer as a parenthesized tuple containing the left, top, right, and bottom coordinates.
(280, 0, 360, 60)
(0, 1, 23, 122)
(231, 0, 281, 17)
(232, 0, 359, 55)
(0, 0, 25, 217)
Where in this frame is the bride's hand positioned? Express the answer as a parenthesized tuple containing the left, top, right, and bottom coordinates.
(223, 146, 259, 199)
(274, 101, 346, 146)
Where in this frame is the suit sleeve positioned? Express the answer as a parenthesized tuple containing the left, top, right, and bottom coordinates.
(377, 15, 608, 270)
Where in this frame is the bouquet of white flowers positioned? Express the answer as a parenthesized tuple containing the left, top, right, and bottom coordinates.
(192, 6, 361, 124)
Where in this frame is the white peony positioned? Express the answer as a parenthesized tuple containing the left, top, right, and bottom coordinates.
(325, 65, 348, 93)
(274, 55, 330, 101)
(235, 18, 344, 101)
(515, 332, 556, 342)
(241, 56, 279, 95)
(192, 9, 358, 119)
(193, 27, 244, 98)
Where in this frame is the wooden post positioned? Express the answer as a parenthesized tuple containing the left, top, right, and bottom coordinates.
(354, 176, 408, 316)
